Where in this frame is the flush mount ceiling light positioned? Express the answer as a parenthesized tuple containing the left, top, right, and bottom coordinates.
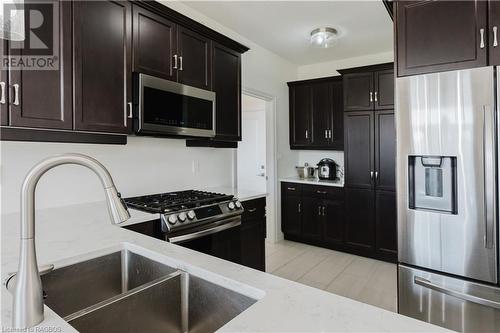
(310, 27, 338, 48)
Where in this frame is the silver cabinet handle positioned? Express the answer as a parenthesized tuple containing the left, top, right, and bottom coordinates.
(483, 105, 495, 249)
(316, 190, 327, 194)
(0, 82, 5, 104)
(414, 276, 500, 310)
(179, 56, 183, 71)
(305, 129, 309, 139)
(375, 171, 379, 183)
(173, 54, 178, 69)
(370, 171, 374, 181)
(369, 91, 373, 102)
(328, 130, 332, 139)
(324, 129, 328, 138)
(322, 206, 326, 216)
(127, 102, 133, 119)
(318, 206, 322, 216)
(298, 203, 301, 213)
(374, 91, 378, 102)
(287, 187, 296, 191)
(480, 28, 485, 49)
(12, 83, 19, 106)
(247, 208, 257, 213)
(493, 26, 498, 47)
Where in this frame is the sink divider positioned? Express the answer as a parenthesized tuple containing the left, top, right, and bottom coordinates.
(64, 269, 185, 323)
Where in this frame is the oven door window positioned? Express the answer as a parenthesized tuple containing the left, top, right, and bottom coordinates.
(143, 87, 213, 130)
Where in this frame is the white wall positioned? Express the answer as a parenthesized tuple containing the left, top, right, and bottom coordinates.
(297, 51, 394, 80)
(0, 137, 234, 214)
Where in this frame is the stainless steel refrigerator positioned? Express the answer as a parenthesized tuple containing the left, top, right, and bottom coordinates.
(396, 66, 500, 332)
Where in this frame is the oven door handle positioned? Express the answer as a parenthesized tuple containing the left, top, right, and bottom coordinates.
(168, 217, 241, 244)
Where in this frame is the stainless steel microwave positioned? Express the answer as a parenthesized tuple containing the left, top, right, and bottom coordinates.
(136, 73, 216, 137)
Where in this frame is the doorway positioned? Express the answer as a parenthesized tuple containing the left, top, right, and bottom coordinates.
(236, 89, 278, 243)
(237, 94, 267, 193)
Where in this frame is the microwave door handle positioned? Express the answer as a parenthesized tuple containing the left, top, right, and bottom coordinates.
(414, 277, 500, 309)
(483, 105, 495, 249)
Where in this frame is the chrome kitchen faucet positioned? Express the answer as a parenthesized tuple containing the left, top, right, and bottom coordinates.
(11, 153, 130, 329)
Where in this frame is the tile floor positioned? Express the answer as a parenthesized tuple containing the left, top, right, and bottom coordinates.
(265, 240, 398, 312)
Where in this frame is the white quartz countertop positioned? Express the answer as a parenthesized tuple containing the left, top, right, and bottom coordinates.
(280, 176, 345, 187)
(1, 202, 449, 332)
(202, 186, 267, 201)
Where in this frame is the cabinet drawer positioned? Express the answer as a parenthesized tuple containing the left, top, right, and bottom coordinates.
(303, 185, 344, 200)
(241, 197, 266, 222)
(281, 182, 302, 196)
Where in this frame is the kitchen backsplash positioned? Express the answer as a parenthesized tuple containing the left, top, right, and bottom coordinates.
(296, 150, 344, 182)
(0, 136, 235, 215)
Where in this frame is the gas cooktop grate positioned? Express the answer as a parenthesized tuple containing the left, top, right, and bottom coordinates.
(124, 190, 233, 213)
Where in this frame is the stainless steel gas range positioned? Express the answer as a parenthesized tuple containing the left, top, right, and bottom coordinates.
(122, 190, 244, 264)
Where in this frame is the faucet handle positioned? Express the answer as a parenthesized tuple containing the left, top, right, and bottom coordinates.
(4, 264, 55, 291)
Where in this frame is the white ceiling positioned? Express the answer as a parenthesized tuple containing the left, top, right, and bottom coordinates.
(182, 1, 393, 66)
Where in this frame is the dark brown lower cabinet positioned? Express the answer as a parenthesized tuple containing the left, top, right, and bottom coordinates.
(240, 197, 266, 271)
(281, 182, 396, 263)
(375, 190, 397, 260)
(344, 187, 375, 253)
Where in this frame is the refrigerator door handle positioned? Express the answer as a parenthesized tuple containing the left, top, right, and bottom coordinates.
(483, 105, 495, 249)
(414, 276, 500, 310)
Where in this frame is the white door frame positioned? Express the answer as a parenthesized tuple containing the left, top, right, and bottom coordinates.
(238, 87, 279, 243)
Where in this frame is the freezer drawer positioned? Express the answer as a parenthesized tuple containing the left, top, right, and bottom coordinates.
(399, 265, 500, 332)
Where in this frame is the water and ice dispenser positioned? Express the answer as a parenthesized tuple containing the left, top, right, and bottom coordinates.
(408, 156, 458, 214)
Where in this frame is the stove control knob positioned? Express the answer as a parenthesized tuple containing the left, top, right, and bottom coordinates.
(227, 202, 235, 210)
(167, 214, 177, 225)
(235, 201, 242, 209)
(187, 210, 196, 220)
(178, 212, 187, 223)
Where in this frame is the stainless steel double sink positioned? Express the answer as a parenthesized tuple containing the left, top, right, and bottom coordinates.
(10, 250, 257, 333)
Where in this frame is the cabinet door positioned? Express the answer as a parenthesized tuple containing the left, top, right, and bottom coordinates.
(323, 199, 344, 246)
(177, 26, 211, 90)
(344, 111, 374, 189)
(345, 187, 375, 252)
(343, 72, 374, 111)
(375, 190, 397, 261)
(0, 39, 8, 126)
(490, 0, 500, 66)
(396, 1, 487, 76)
(73, 1, 131, 133)
(8, 1, 72, 129)
(281, 194, 301, 235)
(301, 196, 322, 241)
(289, 84, 312, 146)
(374, 69, 394, 110)
(211, 226, 242, 264)
(329, 80, 344, 148)
(212, 43, 241, 141)
(375, 110, 396, 191)
(311, 82, 331, 146)
(132, 5, 177, 81)
(241, 219, 265, 271)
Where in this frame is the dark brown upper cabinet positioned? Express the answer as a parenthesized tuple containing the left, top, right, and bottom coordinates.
(7, 1, 72, 130)
(177, 26, 212, 90)
(374, 69, 394, 110)
(344, 111, 375, 189)
(289, 83, 312, 146)
(342, 72, 374, 111)
(212, 42, 241, 141)
(374, 110, 396, 191)
(133, 5, 177, 81)
(490, 0, 500, 66)
(395, 1, 488, 76)
(340, 63, 394, 112)
(288, 76, 343, 150)
(132, 7, 212, 91)
(73, 0, 132, 134)
(0, 40, 8, 126)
